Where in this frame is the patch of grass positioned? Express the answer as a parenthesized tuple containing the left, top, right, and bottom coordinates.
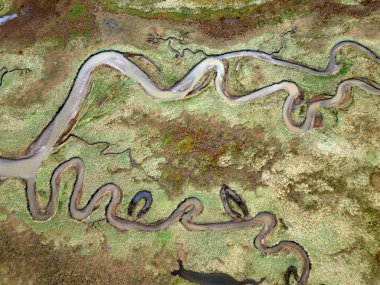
(175, 136, 193, 154)
(103, 0, 311, 26)
(0, 213, 7, 222)
(68, 3, 86, 21)
(283, 8, 295, 19)
(0, 0, 15, 16)
(154, 231, 173, 247)
(81, 30, 91, 40)
(44, 34, 65, 49)
(162, 131, 174, 147)
(337, 60, 354, 76)
(103, 0, 254, 22)
(161, 166, 185, 195)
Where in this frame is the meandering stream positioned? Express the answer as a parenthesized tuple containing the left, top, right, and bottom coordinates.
(1, 40, 380, 285)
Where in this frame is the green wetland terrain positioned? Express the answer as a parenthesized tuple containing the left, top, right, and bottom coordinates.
(0, 0, 379, 284)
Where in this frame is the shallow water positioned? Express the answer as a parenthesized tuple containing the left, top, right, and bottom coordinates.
(0, 13, 17, 25)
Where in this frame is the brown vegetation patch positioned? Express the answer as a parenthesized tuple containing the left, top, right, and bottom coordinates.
(278, 164, 380, 281)
(0, 0, 98, 49)
(197, 0, 378, 40)
(0, 213, 174, 285)
(369, 168, 380, 189)
(155, 112, 282, 196)
(313, 0, 380, 22)
(104, 108, 282, 197)
(6, 50, 74, 109)
(346, 114, 380, 148)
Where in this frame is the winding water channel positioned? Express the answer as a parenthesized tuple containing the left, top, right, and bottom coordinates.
(1, 40, 380, 284)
